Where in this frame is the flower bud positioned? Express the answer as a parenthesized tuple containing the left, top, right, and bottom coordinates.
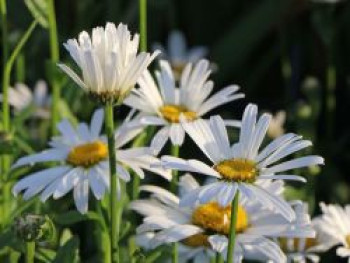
(13, 214, 55, 242)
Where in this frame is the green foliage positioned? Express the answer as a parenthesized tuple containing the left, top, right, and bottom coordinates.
(53, 236, 80, 263)
(1, 0, 350, 262)
(54, 211, 104, 229)
(24, 0, 48, 28)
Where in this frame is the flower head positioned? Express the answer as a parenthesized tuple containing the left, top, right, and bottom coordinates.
(311, 203, 350, 259)
(153, 30, 208, 78)
(124, 59, 244, 153)
(0, 81, 51, 119)
(159, 104, 324, 221)
(12, 109, 171, 214)
(266, 202, 336, 263)
(58, 22, 159, 105)
(130, 174, 314, 262)
(13, 214, 55, 242)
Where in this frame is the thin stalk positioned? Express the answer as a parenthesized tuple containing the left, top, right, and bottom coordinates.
(130, 0, 147, 202)
(0, 1, 7, 225)
(1, 0, 8, 133)
(139, 0, 147, 52)
(105, 104, 120, 263)
(170, 145, 179, 193)
(170, 145, 179, 263)
(227, 192, 239, 263)
(25, 241, 35, 263)
(15, 53, 25, 82)
(2, 20, 37, 133)
(1, 21, 37, 228)
(96, 202, 111, 263)
(216, 252, 224, 263)
(47, 0, 60, 135)
(131, 131, 147, 200)
(172, 242, 178, 263)
(0, 0, 8, 68)
(128, 236, 137, 263)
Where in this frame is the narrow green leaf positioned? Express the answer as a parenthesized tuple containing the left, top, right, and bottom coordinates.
(24, 0, 49, 28)
(54, 211, 103, 227)
(53, 237, 80, 263)
(35, 248, 56, 262)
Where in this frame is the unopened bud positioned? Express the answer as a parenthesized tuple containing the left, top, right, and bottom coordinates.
(13, 214, 55, 242)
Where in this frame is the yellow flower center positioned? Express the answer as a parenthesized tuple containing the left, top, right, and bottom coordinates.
(183, 202, 248, 247)
(192, 202, 248, 234)
(159, 105, 197, 123)
(182, 234, 210, 248)
(279, 238, 318, 252)
(346, 235, 350, 248)
(214, 159, 258, 183)
(172, 62, 186, 80)
(67, 141, 108, 167)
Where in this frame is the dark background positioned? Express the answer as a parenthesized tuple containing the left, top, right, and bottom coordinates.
(3, 0, 350, 262)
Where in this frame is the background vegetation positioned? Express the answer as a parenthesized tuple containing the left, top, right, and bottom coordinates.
(1, 0, 350, 262)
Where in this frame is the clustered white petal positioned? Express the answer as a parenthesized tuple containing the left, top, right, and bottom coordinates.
(124, 59, 244, 153)
(159, 104, 324, 221)
(58, 22, 160, 104)
(0, 81, 50, 119)
(12, 109, 171, 213)
(8, 22, 333, 263)
(130, 174, 315, 262)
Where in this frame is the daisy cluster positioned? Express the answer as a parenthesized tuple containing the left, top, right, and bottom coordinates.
(6, 22, 345, 263)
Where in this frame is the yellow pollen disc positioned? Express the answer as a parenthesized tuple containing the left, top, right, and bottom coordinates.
(67, 141, 108, 167)
(172, 62, 186, 80)
(214, 158, 257, 183)
(346, 235, 350, 248)
(182, 233, 210, 248)
(279, 238, 318, 252)
(159, 105, 197, 123)
(191, 202, 248, 236)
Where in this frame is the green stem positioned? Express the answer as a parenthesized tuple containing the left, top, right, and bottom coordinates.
(25, 241, 35, 263)
(47, 0, 60, 135)
(0, 0, 8, 68)
(139, 0, 147, 52)
(0, 1, 8, 228)
(96, 202, 111, 263)
(216, 252, 224, 263)
(15, 53, 25, 82)
(105, 104, 120, 263)
(227, 192, 239, 263)
(2, 20, 37, 132)
(129, 0, 147, 203)
(170, 145, 179, 193)
(170, 145, 179, 263)
(131, 131, 147, 200)
(1, 20, 37, 230)
(172, 242, 178, 263)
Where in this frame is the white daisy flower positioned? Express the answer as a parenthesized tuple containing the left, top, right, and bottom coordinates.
(261, 202, 336, 263)
(153, 30, 208, 78)
(135, 231, 219, 263)
(58, 22, 159, 104)
(124, 59, 244, 153)
(159, 104, 324, 221)
(130, 174, 314, 263)
(0, 80, 50, 119)
(12, 109, 171, 214)
(310, 203, 350, 260)
(267, 110, 286, 139)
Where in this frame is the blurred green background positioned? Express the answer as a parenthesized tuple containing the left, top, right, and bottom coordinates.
(2, 0, 350, 262)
